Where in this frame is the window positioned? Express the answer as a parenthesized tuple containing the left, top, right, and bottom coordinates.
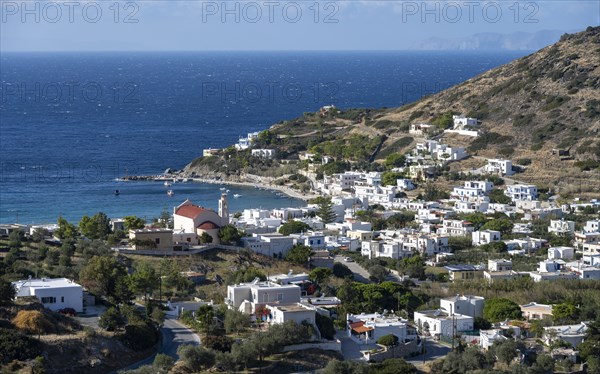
(61, 296, 64, 302)
(41, 296, 56, 304)
(277, 293, 283, 301)
(155, 238, 161, 244)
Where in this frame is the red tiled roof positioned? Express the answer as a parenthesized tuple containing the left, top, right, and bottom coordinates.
(176, 205, 207, 219)
(197, 221, 219, 230)
(349, 321, 374, 333)
(353, 325, 374, 333)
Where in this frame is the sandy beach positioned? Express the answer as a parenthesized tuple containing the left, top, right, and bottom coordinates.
(189, 176, 320, 201)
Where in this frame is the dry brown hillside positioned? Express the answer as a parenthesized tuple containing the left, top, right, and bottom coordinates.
(373, 26, 600, 194)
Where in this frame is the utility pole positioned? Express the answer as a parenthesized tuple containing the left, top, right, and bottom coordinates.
(452, 315, 456, 351)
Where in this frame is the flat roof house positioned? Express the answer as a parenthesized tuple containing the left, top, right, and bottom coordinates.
(544, 322, 589, 348)
(440, 295, 485, 318)
(445, 265, 484, 282)
(129, 228, 173, 250)
(347, 312, 417, 345)
(414, 309, 474, 338)
(520, 302, 553, 320)
(12, 278, 83, 313)
(226, 280, 301, 314)
(267, 302, 316, 326)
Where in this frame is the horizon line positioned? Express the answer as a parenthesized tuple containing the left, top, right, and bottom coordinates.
(1, 49, 537, 53)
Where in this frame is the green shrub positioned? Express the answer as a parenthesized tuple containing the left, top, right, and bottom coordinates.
(0, 328, 42, 364)
(316, 313, 335, 340)
(119, 322, 159, 350)
(377, 334, 399, 347)
(177, 345, 216, 371)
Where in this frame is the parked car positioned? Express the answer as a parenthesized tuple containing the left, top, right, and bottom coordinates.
(344, 257, 354, 262)
(58, 308, 77, 316)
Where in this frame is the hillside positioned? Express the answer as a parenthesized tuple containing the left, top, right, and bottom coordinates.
(184, 26, 600, 195)
(376, 26, 600, 194)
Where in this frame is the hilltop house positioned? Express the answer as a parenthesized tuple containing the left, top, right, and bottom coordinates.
(409, 123, 434, 136)
(12, 278, 83, 313)
(251, 149, 276, 159)
(235, 131, 259, 150)
(486, 159, 514, 176)
(453, 115, 478, 128)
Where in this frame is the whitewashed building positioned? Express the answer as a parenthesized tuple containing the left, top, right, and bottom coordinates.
(251, 149, 276, 159)
(548, 220, 575, 236)
(472, 230, 501, 246)
(440, 295, 485, 318)
(414, 309, 474, 338)
(486, 159, 514, 176)
(488, 259, 513, 272)
(548, 247, 575, 260)
(505, 185, 538, 202)
(12, 278, 83, 313)
(453, 115, 478, 128)
(347, 313, 417, 345)
(226, 280, 301, 314)
(452, 181, 493, 199)
(437, 219, 475, 237)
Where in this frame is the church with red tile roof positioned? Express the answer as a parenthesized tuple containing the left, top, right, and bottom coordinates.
(173, 194, 229, 244)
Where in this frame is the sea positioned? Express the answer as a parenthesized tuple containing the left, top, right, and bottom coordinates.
(0, 50, 529, 224)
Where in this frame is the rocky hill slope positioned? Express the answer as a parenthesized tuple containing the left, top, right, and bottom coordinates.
(375, 26, 599, 194)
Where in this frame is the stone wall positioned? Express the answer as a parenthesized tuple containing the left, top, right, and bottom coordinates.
(363, 340, 421, 362)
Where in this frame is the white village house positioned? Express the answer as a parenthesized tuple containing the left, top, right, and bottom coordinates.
(12, 278, 84, 313)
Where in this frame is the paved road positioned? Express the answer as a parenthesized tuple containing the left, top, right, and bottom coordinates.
(334, 255, 371, 283)
(405, 339, 451, 368)
(114, 316, 200, 373)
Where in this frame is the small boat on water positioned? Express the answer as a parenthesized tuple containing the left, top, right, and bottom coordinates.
(220, 187, 226, 191)
(233, 194, 242, 198)
(167, 190, 174, 196)
(164, 181, 172, 187)
(114, 189, 120, 196)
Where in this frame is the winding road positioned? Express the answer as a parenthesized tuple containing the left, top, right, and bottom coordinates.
(334, 255, 371, 283)
(114, 316, 200, 373)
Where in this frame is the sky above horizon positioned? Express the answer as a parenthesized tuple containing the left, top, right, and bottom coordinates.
(1, 0, 598, 51)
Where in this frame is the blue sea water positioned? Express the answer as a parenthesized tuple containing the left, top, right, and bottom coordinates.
(0, 51, 529, 224)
